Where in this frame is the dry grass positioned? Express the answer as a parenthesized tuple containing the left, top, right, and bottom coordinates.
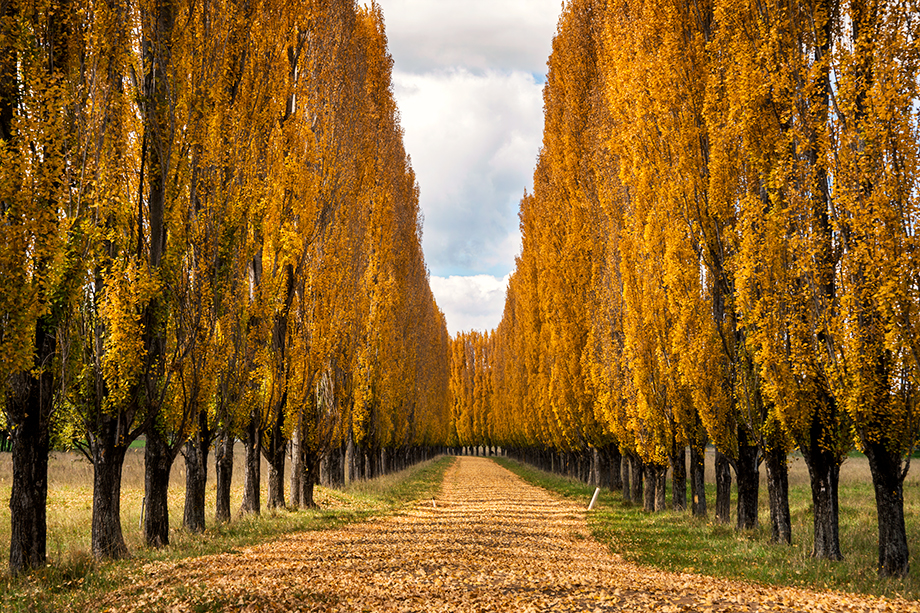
(701, 449, 920, 488)
(0, 443, 294, 566)
(0, 455, 455, 612)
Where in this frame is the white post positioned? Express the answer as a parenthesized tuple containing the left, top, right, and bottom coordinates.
(588, 487, 600, 511)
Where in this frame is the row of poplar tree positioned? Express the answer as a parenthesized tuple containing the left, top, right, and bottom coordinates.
(449, 0, 919, 578)
(0, 0, 450, 576)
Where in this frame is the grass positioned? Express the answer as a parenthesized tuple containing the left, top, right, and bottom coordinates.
(495, 455, 920, 602)
(0, 452, 454, 612)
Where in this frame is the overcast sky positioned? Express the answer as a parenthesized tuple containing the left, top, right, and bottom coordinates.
(374, 0, 561, 336)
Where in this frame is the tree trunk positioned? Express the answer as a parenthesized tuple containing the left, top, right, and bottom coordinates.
(736, 435, 759, 530)
(671, 446, 687, 511)
(319, 451, 329, 485)
(589, 447, 609, 487)
(609, 446, 622, 492)
(864, 440, 909, 577)
(803, 444, 842, 560)
(7, 316, 54, 575)
(8, 389, 50, 574)
(214, 430, 234, 522)
(264, 414, 286, 509)
(621, 453, 632, 502)
(715, 449, 732, 524)
(630, 454, 644, 504)
(344, 428, 355, 485)
(655, 465, 667, 511)
(356, 445, 366, 480)
(643, 465, 658, 511)
(690, 446, 706, 517)
(144, 427, 175, 548)
(764, 444, 791, 544)
(240, 413, 261, 516)
(183, 432, 209, 533)
(266, 447, 285, 509)
(9, 417, 49, 574)
(138, 0, 173, 549)
(91, 442, 130, 559)
(365, 448, 376, 480)
(290, 427, 302, 508)
(300, 450, 319, 508)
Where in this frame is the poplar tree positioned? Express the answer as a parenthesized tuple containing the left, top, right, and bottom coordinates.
(0, 0, 79, 574)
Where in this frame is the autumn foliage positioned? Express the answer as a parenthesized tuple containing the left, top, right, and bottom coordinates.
(0, 0, 448, 574)
(450, 0, 920, 579)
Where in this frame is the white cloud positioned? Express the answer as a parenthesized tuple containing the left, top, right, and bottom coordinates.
(394, 68, 541, 276)
(375, 0, 560, 74)
(369, 1, 561, 331)
(429, 274, 510, 335)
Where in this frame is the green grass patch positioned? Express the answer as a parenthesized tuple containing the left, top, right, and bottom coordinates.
(0, 455, 455, 612)
(495, 457, 920, 601)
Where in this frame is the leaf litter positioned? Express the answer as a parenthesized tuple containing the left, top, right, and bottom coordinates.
(97, 457, 919, 612)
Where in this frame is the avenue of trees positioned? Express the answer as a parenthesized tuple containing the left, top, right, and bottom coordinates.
(448, 0, 920, 578)
(0, 0, 450, 576)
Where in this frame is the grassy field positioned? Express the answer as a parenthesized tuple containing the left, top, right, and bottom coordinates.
(0, 451, 455, 612)
(496, 453, 920, 601)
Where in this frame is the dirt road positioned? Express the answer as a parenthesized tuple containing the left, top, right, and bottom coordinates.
(106, 457, 917, 612)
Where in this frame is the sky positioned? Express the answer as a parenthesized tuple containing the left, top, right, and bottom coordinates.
(374, 0, 561, 336)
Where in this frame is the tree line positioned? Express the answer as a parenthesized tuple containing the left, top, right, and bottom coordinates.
(448, 0, 920, 578)
(0, 0, 450, 576)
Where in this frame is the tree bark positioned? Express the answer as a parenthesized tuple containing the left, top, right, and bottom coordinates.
(609, 445, 622, 492)
(266, 444, 286, 509)
(183, 430, 209, 533)
(621, 453, 632, 502)
(591, 448, 601, 487)
(357, 445, 367, 480)
(8, 409, 49, 574)
(91, 440, 130, 559)
(240, 412, 261, 515)
(802, 442, 842, 560)
(344, 428, 355, 485)
(655, 465, 667, 511)
(300, 450, 319, 508)
(671, 446, 687, 511)
(764, 444, 791, 544)
(630, 454, 644, 504)
(7, 316, 54, 575)
(736, 434, 759, 530)
(214, 430, 234, 522)
(864, 440, 909, 576)
(144, 427, 175, 548)
(644, 464, 666, 512)
(690, 445, 706, 517)
(715, 449, 732, 524)
(290, 427, 302, 508)
(643, 466, 657, 511)
(319, 451, 330, 485)
(264, 408, 286, 509)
